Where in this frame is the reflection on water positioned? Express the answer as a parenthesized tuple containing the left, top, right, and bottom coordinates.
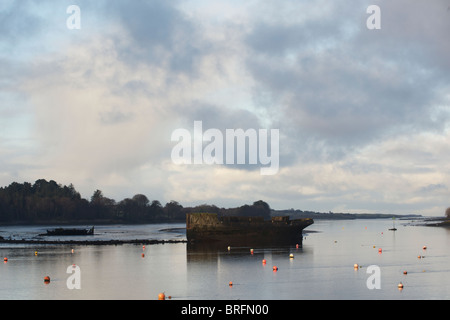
(186, 242, 295, 260)
(1, 219, 450, 299)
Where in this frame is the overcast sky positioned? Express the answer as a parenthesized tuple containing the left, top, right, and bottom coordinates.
(1, 0, 449, 215)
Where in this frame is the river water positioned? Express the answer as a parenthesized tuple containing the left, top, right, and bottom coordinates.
(1, 218, 449, 300)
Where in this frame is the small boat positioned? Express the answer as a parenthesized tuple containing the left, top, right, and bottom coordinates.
(389, 217, 397, 231)
(44, 226, 94, 236)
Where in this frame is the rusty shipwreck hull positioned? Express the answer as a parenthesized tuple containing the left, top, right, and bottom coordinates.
(186, 213, 314, 246)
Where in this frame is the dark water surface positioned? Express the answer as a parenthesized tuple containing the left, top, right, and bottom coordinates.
(1, 219, 449, 300)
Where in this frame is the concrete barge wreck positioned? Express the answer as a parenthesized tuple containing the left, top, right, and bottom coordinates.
(186, 213, 314, 246)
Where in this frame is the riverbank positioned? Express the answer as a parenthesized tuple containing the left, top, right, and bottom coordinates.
(422, 217, 450, 227)
(0, 238, 187, 245)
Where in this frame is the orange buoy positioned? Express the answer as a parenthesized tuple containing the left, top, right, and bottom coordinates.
(250, 249, 254, 254)
(44, 276, 51, 283)
(423, 246, 427, 250)
(398, 282, 404, 289)
(273, 266, 278, 271)
(262, 259, 267, 264)
(229, 281, 233, 287)
(403, 271, 407, 275)
(3, 257, 7, 262)
(296, 244, 299, 249)
(141, 253, 145, 258)
(378, 248, 382, 253)
(418, 255, 422, 259)
(158, 293, 165, 300)
(354, 263, 359, 269)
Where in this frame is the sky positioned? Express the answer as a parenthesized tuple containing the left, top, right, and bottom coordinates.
(1, 0, 449, 216)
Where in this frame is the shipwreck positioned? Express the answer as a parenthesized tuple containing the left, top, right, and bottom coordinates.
(186, 213, 313, 246)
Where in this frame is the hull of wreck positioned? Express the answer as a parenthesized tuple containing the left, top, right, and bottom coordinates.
(186, 213, 314, 246)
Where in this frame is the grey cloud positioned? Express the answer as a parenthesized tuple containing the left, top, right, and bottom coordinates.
(419, 184, 448, 193)
(103, 0, 210, 77)
(244, 0, 450, 163)
(99, 108, 135, 125)
(178, 102, 262, 130)
(0, 1, 44, 45)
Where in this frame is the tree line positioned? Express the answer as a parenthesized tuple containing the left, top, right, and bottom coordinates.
(0, 179, 271, 224)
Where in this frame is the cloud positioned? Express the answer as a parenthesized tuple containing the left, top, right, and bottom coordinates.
(244, 0, 450, 165)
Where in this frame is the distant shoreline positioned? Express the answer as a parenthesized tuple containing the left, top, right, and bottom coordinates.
(271, 210, 423, 220)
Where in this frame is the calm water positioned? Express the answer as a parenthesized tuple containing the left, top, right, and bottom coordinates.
(1, 219, 450, 300)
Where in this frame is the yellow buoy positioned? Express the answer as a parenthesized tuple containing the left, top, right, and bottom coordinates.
(289, 254, 294, 259)
(354, 263, 359, 269)
(158, 293, 165, 300)
(398, 282, 404, 289)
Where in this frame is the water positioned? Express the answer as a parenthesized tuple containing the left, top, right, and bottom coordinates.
(1, 219, 450, 300)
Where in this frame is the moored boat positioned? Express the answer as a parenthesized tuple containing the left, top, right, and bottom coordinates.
(44, 226, 94, 236)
